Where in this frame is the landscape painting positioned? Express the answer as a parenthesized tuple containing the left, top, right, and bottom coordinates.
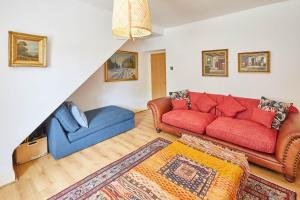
(16, 39, 39, 61)
(238, 51, 270, 73)
(9, 31, 47, 67)
(202, 49, 228, 77)
(105, 51, 138, 82)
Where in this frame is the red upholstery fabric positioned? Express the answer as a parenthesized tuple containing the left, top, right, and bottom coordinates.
(207, 93, 225, 116)
(234, 97, 260, 120)
(189, 92, 224, 115)
(206, 117, 278, 153)
(171, 99, 188, 110)
(251, 108, 275, 128)
(189, 92, 205, 111)
(162, 110, 216, 134)
(289, 106, 299, 113)
(216, 96, 246, 117)
(195, 93, 218, 113)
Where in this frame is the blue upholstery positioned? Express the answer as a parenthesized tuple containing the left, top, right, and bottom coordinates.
(67, 102, 89, 128)
(68, 106, 134, 142)
(47, 106, 135, 159)
(54, 104, 80, 132)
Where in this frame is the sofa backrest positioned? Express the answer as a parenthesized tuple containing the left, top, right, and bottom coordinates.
(189, 92, 224, 115)
(206, 93, 225, 116)
(234, 97, 260, 120)
(189, 91, 298, 120)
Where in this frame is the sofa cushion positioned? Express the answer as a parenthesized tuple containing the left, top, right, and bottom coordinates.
(251, 108, 275, 128)
(171, 99, 188, 110)
(258, 96, 292, 130)
(217, 96, 246, 117)
(206, 117, 278, 153)
(289, 106, 299, 113)
(189, 91, 224, 115)
(234, 97, 260, 120)
(54, 104, 80, 132)
(67, 106, 134, 142)
(169, 89, 191, 109)
(67, 102, 89, 128)
(162, 110, 216, 134)
(195, 93, 218, 113)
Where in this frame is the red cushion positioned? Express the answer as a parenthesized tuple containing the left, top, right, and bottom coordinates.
(171, 99, 188, 110)
(206, 117, 278, 153)
(189, 91, 225, 115)
(289, 106, 299, 113)
(195, 93, 218, 113)
(234, 97, 260, 120)
(217, 96, 246, 117)
(189, 92, 205, 111)
(251, 108, 275, 128)
(162, 110, 216, 134)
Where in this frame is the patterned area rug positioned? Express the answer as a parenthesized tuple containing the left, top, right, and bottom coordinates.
(49, 138, 296, 200)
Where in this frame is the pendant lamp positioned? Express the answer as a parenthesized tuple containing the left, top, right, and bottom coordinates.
(112, 0, 152, 39)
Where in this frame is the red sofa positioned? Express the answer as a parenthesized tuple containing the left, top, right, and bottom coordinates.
(148, 92, 300, 182)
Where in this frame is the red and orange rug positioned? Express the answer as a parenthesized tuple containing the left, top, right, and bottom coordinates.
(49, 138, 296, 200)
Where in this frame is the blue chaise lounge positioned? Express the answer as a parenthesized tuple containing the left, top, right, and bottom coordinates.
(47, 105, 135, 159)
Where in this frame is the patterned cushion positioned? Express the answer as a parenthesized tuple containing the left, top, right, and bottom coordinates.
(171, 99, 188, 110)
(217, 96, 247, 117)
(251, 108, 275, 129)
(258, 96, 292, 130)
(195, 93, 218, 113)
(169, 90, 191, 109)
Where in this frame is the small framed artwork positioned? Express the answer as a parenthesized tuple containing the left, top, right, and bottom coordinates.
(238, 51, 270, 73)
(202, 49, 228, 77)
(9, 31, 47, 67)
(105, 50, 138, 82)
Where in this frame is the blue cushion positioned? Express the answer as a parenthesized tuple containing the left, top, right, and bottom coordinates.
(67, 102, 88, 128)
(67, 106, 134, 142)
(54, 104, 80, 132)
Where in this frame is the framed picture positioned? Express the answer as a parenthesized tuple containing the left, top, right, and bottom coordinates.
(9, 31, 47, 67)
(105, 50, 138, 82)
(238, 51, 270, 73)
(202, 49, 228, 77)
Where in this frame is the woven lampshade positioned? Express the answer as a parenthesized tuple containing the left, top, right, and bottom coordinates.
(112, 0, 152, 39)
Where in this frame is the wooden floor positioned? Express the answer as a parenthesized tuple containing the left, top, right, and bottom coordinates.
(0, 110, 299, 199)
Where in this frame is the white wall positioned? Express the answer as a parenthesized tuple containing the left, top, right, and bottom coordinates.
(69, 0, 300, 117)
(69, 37, 166, 112)
(70, 0, 300, 118)
(0, 0, 125, 186)
(165, 0, 300, 107)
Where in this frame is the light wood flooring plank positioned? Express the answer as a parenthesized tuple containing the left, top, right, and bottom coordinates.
(0, 110, 299, 199)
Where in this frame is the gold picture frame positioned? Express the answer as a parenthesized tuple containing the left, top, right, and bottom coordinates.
(202, 49, 228, 77)
(105, 50, 138, 82)
(9, 31, 47, 67)
(238, 51, 270, 73)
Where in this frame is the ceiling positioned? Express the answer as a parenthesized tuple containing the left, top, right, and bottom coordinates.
(82, 0, 286, 28)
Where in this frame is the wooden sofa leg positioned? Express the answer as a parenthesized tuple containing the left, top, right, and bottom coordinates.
(156, 128, 161, 133)
(283, 174, 295, 183)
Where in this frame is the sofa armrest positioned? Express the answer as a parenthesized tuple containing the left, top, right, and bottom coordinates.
(46, 117, 71, 159)
(275, 112, 300, 180)
(147, 97, 172, 129)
